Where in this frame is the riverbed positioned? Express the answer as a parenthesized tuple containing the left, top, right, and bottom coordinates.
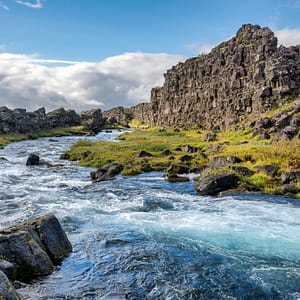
(0, 131, 299, 299)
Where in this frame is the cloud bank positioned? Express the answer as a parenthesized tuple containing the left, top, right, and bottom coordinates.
(275, 28, 300, 46)
(0, 52, 185, 112)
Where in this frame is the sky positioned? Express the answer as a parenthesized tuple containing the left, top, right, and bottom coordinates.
(0, 0, 300, 112)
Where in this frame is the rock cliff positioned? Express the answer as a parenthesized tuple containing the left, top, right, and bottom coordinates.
(105, 24, 300, 130)
(147, 24, 300, 130)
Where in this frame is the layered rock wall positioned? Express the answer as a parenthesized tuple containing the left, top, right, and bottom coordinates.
(138, 24, 300, 130)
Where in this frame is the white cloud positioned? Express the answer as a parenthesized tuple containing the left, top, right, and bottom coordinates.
(15, 0, 42, 9)
(0, 52, 185, 112)
(185, 43, 215, 55)
(0, 1, 9, 10)
(275, 28, 300, 46)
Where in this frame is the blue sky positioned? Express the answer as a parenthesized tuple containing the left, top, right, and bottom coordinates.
(1, 0, 300, 61)
(0, 0, 300, 111)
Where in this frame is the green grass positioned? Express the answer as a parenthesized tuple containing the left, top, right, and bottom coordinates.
(67, 126, 300, 197)
(0, 126, 89, 148)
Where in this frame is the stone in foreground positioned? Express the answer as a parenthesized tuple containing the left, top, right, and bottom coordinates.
(195, 173, 239, 196)
(0, 214, 72, 281)
(0, 271, 20, 300)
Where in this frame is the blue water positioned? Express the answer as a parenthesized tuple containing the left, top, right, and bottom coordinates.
(0, 131, 299, 299)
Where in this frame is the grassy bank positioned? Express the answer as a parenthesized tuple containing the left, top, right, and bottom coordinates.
(0, 126, 89, 148)
(67, 127, 300, 197)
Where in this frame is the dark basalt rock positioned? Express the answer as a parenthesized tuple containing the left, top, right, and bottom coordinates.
(166, 173, 189, 183)
(135, 150, 153, 158)
(91, 163, 123, 182)
(203, 132, 217, 142)
(178, 154, 193, 162)
(0, 215, 72, 281)
(160, 149, 172, 156)
(254, 164, 279, 177)
(26, 153, 40, 166)
(0, 271, 20, 300)
(213, 155, 242, 167)
(80, 109, 104, 133)
(195, 173, 239, 196)
(0, 259, 16, 280)
(232, 166, 255, 177)
(167, 163, 190, 174)
(281, 170, 300, 184)
(59, 153, 70, 160)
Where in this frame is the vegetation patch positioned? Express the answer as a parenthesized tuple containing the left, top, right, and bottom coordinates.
(0, 126, 89, 148)
(67, 126, 300, 197)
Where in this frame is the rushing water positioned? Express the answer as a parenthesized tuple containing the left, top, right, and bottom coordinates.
(0, 131, 300, 300)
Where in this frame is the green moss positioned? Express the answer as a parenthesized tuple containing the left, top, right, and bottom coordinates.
(0, 126, 89, 148)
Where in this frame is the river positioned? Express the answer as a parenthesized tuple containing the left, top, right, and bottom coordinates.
(0, 131, 299, 300)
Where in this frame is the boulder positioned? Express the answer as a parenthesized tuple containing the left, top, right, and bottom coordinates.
(178, 154, 193, 162)
(80, 109, 104, 133)
(281, 170, 300, 184)
(135, 150, 153, 158)
(254, 164, 279, 177)
(167, 163, 190, 174)
(26, 153, 40, 166)
(91, 163, 123, 182)
(212, 155, 242, 167)
(166, 173, 189, 183)
(203, 132, 217, 142)
(0, 271, 20, 300)
(0, 215, 72, 281)
(160, 149, 172, 156)
(195, 173, 239, 196)
(60, 153, 70, 160)
(180, 145, 199, 153)
(232, 166, 255, 177)
(0, 259, 16, 280)
(0, 229, 54, 280)
(26, 214, 72, 265)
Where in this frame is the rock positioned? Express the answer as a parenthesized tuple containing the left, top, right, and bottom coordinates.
(47, 107, 80, 128)
(166, 173, 189, 183)
(167, 163, 190, 174)
(189, 164, 211, 174)
(180, 145, 199, 153)
(281, 184, 298, 194)
(232, 166, 255, 177)
(141, 164, 154, 172)
(26, 153, 40, 166)
(195, 173, 239, 196)
(254, 164, 279, 177)
(0, 229, 54, 280)
(135, 150, 153, 158)
(160, 149, 172, 156)
(123, 24, 300, 130)
(82, 150, 91, 158)
(59, 153, 70, 160)
(103, 106, 133, 128)
(26, 214, 72, 265)
(0, 271, 20, 300)
(0, 259, 16, 280)
(213, 156, 242, 167)
(203, 132, 217, 142)
(178, 154, 193, 162)
(0, 215, 72, 281)
(91, 163, 123, 182)
(281, 170, 300, 184)
(80, 109, 104, 133)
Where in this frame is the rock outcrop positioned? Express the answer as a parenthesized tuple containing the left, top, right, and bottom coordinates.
(106, 24, 300, 131)
(146, 24, 300, 130)
(0, 106, 81, 134)
(80, 109, 105, 133)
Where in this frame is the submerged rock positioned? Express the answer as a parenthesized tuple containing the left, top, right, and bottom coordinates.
(91, 163, 123, 182)
(26, 153, 40, 166)
(195, 173, 239, 196)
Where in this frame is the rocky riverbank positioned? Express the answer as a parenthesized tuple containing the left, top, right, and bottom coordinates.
(66, 98, 300, 198)
(0, 215, 72, 300)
